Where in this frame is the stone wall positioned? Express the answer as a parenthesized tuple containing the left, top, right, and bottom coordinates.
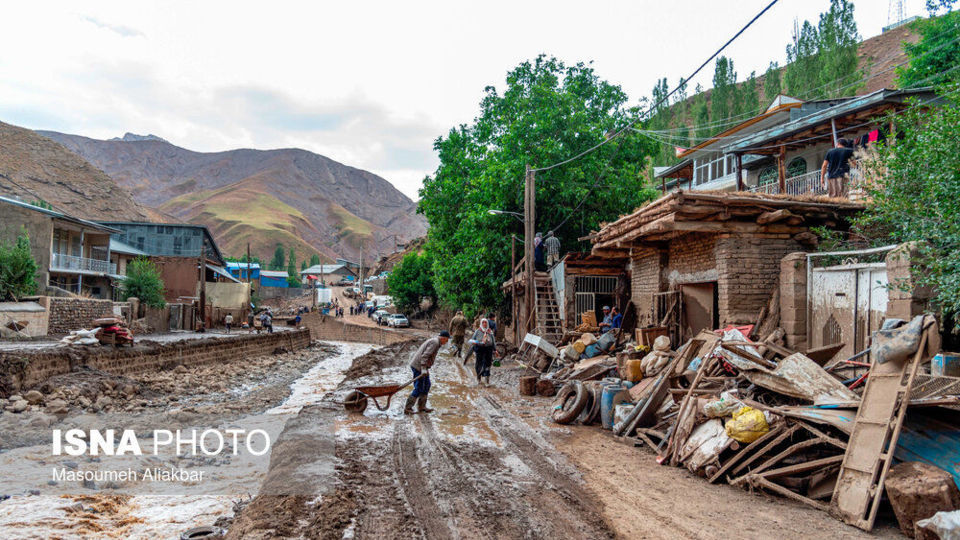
(885, 242, 934, 320)
(300, 313, 413, 346)
(665, 234, 717, 285)
(716, 234, 802, 325)
(0, 328, 311, 396)
(47, 297, 115, 334)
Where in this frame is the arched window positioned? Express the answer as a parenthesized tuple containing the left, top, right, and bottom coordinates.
(787, 157, 807, 178)
(758, 167, 777, 186)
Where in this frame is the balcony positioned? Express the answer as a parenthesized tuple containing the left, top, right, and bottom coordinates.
(51, 253, 117, 274)
(749, 170, 825, 196)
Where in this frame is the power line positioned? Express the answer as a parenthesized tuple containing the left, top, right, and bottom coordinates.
(531, 0, 781, 173)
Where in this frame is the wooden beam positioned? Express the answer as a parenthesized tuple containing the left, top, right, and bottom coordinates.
(777, 145, 786, 193)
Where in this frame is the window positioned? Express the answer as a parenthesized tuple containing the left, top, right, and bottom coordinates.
(787, 157, 807, 178)
(758, 167, 778, 186)
(693, 152, 733, 186)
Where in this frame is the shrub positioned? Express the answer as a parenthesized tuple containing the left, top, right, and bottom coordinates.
(122, 257, 166, 308)
(0, 228, 39, 301)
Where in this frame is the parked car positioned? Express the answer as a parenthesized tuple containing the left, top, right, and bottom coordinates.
(334, 278, 354, 286)
(386, 314, 409, 328)
(374, 309, 390, 325)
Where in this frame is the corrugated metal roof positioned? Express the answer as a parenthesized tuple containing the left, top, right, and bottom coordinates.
(300, 264, 347, 275)
(109, 238, 147, 256)
(260, 270, 290, 278)
(0, 195, 121, 234)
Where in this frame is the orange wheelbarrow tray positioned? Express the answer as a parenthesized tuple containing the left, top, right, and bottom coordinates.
(343, 373, 426, 413)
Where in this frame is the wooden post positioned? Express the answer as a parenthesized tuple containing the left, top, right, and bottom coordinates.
(831, 118, 839, 146)
(246, 243, 251, 284)
(512, 235, 518, 345)
(524, 164, 536, 336)
(735, 153, 744, 191)
(777, 146, 787, 194)
(198, 250, 206, 331)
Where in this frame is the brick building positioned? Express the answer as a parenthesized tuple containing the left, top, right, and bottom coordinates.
(590, 191, 863, 342)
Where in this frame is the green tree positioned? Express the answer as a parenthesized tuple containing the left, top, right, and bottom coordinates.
(784, 0, 861, 98)
(301, 260, 307, 271)
(419, 55, 658, 315)
(738, 71, 760, 117)
(764, 62, 783, 102)
(269, 244, 285, 270)
(897, 11, 960, 88)
(286, 275, 302, 288)
(854, 86, 960, 315)
(0, 228, 38, 301)
(121, 257, 166, 308)
(711, 56, 738, 123)
(287, 247, 296, 277)
(386, 252, 436, 314)
(309, 254, 321, 266)
(926, 0, 957, 14)
(692, 84, 711, 141)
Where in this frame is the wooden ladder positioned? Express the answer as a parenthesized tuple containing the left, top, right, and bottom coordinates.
(534, 277, 563, 344)
(831, 329, 929, 531)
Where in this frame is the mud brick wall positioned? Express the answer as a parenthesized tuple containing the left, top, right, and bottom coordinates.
(665, 234, 717, 285)
(47, 297, 115, 334)
(0, 329, 311, 396)
(780, 252, 808, 350)
(885, 242, 934, 320)
(301, 313, 414, 346)
(716, 234, 802, 326)
(630, 247, 663, 327)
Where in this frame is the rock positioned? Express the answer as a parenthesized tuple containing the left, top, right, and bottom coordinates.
(121, 384, 136, 397)
(8, 395, 22, 403)
(174, 365, 188, 374)
(94, 396, 113, 411)
(10, 400, 28, 413)
(82, 479, 96, 490)
(23, 390, 44, 405)
(64, 461, 78, 469)
(886, 461, 960, 538)
(29, 413, 59, 427)
(45, 400, 70, 415)
(78, 396, 92, 408)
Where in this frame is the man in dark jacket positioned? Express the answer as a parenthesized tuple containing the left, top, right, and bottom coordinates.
(449, 311, 468, 358)
(404, 331, 450, 414)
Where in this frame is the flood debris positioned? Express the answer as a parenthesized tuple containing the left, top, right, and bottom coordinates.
(519, 311, 960, 532)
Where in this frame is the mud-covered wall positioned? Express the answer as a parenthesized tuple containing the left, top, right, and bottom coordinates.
(0, 328, 311, 396)
(301, 313, 413, 346)
(47, 297, 114, 334)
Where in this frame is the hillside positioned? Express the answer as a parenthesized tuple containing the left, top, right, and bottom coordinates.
(37, 131, 427, 262)
(0, 121, 147, 221)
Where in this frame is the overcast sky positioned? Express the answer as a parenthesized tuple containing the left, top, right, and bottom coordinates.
(1, 1, 920, 200)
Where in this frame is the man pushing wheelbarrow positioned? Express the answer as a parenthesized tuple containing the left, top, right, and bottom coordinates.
(404, 330, 450, 415)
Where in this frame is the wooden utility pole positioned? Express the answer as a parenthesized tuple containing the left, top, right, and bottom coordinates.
(831, 118, 839, 146)
(197, 249, 206, 331)
(735, 153, 744, 191)
(511, 234, 518, 345)
(777, 145, 787, 194)
(524, 164, 536, 335)
(246, 243, 251, 284)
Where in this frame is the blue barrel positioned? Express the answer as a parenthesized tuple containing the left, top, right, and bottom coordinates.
(601, 384, 623, 430)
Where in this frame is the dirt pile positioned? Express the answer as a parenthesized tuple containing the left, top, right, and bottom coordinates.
(342, 340, 418, 380)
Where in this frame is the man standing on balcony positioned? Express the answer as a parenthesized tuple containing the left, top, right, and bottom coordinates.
(821, 138, 856, 198)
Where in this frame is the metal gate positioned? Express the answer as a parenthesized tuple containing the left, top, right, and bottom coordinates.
(807, 246, 894, 361)
(575, 292, 595, 325)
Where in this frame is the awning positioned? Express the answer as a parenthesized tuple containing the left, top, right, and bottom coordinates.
(207, 264, 241, 283)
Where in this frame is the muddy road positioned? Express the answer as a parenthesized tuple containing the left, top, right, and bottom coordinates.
(229, 344, 614, 539)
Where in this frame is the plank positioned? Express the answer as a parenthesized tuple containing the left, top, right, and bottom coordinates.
(708, 425, 783, 484)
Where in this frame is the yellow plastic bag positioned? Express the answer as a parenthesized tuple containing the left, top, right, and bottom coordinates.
(724, 406, 769, 443)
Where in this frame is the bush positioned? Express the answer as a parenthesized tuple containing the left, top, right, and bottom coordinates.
(122, 257, 166, 308)
(0, 228, 39, 301)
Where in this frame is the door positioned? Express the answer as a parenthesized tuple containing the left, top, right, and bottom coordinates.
(810, 263, 888, 361)
(681, 282, 717, 339)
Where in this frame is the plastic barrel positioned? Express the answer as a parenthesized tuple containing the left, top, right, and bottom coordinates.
(601, 384, 623, 430)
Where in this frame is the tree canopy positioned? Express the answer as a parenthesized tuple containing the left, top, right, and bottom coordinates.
(784, 0, 861, 98)
(419, 55, 658, 316)
(386, 252, 435, 314)
(897, 10, 960, 88)
(0, 228, 38, 301)
(122, 257, 166, 308)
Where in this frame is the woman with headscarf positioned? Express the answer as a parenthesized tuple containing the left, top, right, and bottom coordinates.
(469, 318, 497, 386)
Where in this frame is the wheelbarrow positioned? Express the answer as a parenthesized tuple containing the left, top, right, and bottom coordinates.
(343, 372, 427, 414)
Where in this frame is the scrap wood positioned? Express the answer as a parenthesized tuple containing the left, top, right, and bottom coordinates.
(722, 341, 777, 369)
(620, 339, 702, 437)
(730, 423, 801, 477)
(665, 358, 715, 465)
(743, 475, 832, 513)
(803, 343, 846, 366)
(708, 425, 785, 484)
(739, 353, 860, 405)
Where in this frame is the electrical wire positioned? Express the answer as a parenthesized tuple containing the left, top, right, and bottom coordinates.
(531, 0, 781, 173)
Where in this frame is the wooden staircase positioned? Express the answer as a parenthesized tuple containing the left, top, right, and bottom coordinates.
(534, 275, 563, 344)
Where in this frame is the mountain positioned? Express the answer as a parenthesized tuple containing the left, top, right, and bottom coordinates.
(109, 133, 168, 143)
(0, 121, 148, 221)
(37, 131, 427, 262)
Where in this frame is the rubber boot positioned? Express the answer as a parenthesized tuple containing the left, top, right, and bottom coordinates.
(403, 393, 417, 415)
(483, 375, 490, 386)
(417, 395, 434, 413)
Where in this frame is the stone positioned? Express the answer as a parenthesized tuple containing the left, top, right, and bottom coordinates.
(885, 461, 960, 538)
(45, 399, 70, 415)
(10, 400, 28, 413)
(93, 396, 113, 411)
(8, 395, 22, 403)
(23, 390, 44, 405)
(78, 396, 92, 408)
(122, 384, 136, 397)
(173, 365, 188, 374)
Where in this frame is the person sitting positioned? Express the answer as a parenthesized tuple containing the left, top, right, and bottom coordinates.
(609, 306, 622, 333)
(598, 306, 613, 332)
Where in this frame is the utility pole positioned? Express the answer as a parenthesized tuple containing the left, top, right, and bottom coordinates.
(511, 234, 518, 345)
(246, 243, 251, 284)
(197, 249, 206, 332)
(524, 164, 535, 336)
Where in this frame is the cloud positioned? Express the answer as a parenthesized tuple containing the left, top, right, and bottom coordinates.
(81, 15, 144, 38)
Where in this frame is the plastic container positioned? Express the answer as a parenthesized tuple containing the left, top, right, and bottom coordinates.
(932, 353, 960, 377)
(614, 403, 635, 427)
(600, 384, 623, 430)
(624, 359, 644, 383)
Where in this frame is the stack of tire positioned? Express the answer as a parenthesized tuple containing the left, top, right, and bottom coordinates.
(551, 380, 604, 425)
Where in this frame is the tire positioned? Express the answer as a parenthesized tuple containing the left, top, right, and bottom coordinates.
(343, 391, 368, 413)
(584, 382, 603, 425)
(551, 381, 587, 424)
(577, 385, 595, 424)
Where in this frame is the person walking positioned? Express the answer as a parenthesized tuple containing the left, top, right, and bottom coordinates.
(534, 232, 545, 271)
(404, 331, 451, 414)
(544, 231, 561, 268)
(820, 138, 857, 198)
(469, 319, 497, 386)
(449, 310, 468, 358)
(224, 313, 233, 334)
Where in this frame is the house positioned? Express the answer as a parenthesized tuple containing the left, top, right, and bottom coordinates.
(0, 195, 121, 299)
(300, 264, 357, 284)
(723, 87, 942, 196)
(657, 88, 942, 197)
(259, 270, 290, 288)
(100, 222, 238, 301)
(109, 238, 147, 280)
(588, 191, 864, 343)
(225, 261, 260, 281)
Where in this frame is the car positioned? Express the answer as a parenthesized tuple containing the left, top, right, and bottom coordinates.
(374, 309, 390, 325)
(387, 314, 409, 328)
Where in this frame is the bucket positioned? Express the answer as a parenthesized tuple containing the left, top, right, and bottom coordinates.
(600, 384, 623, 430)
(932, 353, 960, 377)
